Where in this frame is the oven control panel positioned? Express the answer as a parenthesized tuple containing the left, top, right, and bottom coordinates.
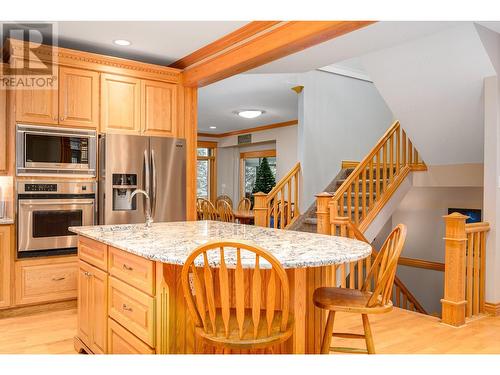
(25, 184, 57, 192)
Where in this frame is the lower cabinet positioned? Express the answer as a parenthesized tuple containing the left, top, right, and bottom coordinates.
(108, 318, 154, 354)
(15, 257, 78, 305)
(0, 225, 12, 308)
(78, 260, 108, 354)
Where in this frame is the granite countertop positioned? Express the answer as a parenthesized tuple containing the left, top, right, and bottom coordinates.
(70, 221, 372, 269)
(0, 218, 14, 225)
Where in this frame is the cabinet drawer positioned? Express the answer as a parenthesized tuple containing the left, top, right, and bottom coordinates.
(15, 257, 78, 305)
(108, 318, 154, 354)
(79, 236, 108, 271)
(108, 247, 154, 295)
(108, 276, 155, 347)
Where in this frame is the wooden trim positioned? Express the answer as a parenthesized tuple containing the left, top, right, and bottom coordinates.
(0, 299, 76, 318)
(484, 302, 500, 316)
(170, 21, 282, 69)
(341, 160, 360, 169)
(239, 149, 276, 159)
(181, 21, 375, 87)
(197, 140, 217, 149)
(198, 119, 298, 138)
(398, 257, 445, 272)
(4, 39, 181, 83)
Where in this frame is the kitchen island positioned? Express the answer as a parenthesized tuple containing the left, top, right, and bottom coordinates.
(70, 221, 371, 354)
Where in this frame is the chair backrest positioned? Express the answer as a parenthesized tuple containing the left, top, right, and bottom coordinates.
(216, 199, 234, 223)
(181, 240, 290, 340)
(361, 224, 407, 307)
(196, 198, 204, 220)
(237, 197, 252, 212)
(215, 195, 233, 210)
(199, 198, 218, 220)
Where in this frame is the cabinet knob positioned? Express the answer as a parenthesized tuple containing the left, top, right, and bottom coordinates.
(84, 271, 92, 277)
(60, 116, 64, 121)
(122, 304, 133, 312)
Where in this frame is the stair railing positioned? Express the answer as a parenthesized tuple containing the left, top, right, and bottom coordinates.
(441, 213, 490, 326)
(254, 162, 300, 229)
(329, 120, 426, 233)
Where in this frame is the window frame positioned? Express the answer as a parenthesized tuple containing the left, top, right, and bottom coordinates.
(197, 141, 217, 202)
(239, 149, 277, 200)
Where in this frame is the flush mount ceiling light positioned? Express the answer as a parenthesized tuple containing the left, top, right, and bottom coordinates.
(113, 39, 131, 46)
(236, 110, 264, 119)
(209, 126, 217, 129)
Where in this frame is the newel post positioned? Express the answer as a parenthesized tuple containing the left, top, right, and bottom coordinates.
(316, 192, 333, 235)
(253, 192, 268, 227)
(441, 212, 468, 327)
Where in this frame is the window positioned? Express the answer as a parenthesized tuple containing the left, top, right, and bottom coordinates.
(197, 141, 217, 201)
(240, 150, 277, 199)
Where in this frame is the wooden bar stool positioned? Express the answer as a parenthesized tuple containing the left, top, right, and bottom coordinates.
(313, 224, 407, 354)
(181, 240, 294, 353)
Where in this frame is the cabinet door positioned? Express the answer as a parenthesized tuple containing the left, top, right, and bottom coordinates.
(89, 265, 108, 354)
(0, 81, 7, 172)
(141, 80, 177, 137)
(101, 74, 141, 134)
(77, 261, 92, 347)
(59, 67, 99, 128)
(108, 318, 154, 354)
(0, 226, 11, 308)
(15, 66, 58, 124)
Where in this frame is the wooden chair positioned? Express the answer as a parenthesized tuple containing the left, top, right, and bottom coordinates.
(198, 198, 218, 220)
(237, 197, 252, 212)
(215, 194, 233, 210)
(196, 198, 204, 220)
(181, 240, 294, 352)
(216, 199, 235, 223)
(313, 224, 407, 354)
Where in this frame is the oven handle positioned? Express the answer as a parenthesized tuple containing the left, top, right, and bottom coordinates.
(19, 200, 95, 206)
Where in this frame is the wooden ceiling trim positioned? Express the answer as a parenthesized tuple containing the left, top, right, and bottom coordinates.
(198, 119, 298, 138)
(169, 21, 282, 70)
(181, 21, 376, 87)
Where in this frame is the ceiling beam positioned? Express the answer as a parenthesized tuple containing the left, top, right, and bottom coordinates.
(169, 21, 282, 69)
(181, 21, 376, 87)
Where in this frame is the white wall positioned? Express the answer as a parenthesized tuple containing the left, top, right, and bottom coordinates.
(297, 70, 394, 211)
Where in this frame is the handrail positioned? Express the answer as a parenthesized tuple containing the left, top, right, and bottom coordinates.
(398, 257, 445, 272)
(330, 121, 426, 232)
(254, 163, 301, 229)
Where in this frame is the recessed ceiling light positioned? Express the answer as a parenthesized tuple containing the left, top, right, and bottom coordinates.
(209, 126, 217, 129)
(236, 110, 264, 119)
(113, 39, 131, 46)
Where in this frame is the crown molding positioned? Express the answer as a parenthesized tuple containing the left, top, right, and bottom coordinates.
(4, 38, 181, 83)
(198, 119, 298, 138)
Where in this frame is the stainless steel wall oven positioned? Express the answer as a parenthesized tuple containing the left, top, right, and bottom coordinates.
(17, 181, 96, 258)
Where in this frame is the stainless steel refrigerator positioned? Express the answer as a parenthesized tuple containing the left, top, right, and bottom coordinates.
(98, 134, 186, 225)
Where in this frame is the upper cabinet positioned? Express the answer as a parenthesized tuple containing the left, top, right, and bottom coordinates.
(100, 74, 141, 134)
(15, 66, 58, 125)
(59, 67, 99, 128)
(101, 75, 177, 137)
(141, 80, 177, 137)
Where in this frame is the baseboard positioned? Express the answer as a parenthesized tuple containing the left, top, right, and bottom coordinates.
(0, 299, 76, 319)
(484, 301, 500, 316)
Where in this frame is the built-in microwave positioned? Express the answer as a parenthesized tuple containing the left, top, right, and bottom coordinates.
(16, 124, 97, 177)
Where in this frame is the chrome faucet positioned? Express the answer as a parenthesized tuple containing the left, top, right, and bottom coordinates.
(130, 189, 153, 228)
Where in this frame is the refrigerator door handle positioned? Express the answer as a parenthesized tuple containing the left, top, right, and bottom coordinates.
(151, 148, 157, 219)
(142, 149, 150, 218)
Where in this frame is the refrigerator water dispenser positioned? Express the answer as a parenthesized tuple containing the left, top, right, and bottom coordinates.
(112, 174, 137, 211)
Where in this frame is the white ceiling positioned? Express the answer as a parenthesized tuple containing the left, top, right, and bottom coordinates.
(198, 73, 299, 134)
(1, 21, 248, 66)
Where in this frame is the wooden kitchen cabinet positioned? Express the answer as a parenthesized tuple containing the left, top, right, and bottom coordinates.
(59, 66, 99, 128)
(0, 225, 12, 308)
(141, 79, 177, 137)
(100, 73, 141, 134)
(78, 260, 108, 354)
(0, 76, 7, 173)
(15, 68, 58, 124)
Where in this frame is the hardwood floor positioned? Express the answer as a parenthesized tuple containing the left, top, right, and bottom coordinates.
(0, 306, 499, 354)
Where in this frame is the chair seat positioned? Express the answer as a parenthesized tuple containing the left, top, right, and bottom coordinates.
(196, 308, 294, 350)
(313, 287, 393, 314)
